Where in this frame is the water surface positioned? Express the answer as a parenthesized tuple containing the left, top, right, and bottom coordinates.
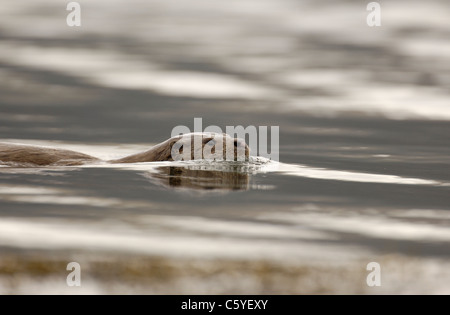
(0, 0, 449, 294)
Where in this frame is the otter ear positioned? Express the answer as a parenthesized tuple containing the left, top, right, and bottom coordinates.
(168, 137, 185, 161)
(171, 140, 184, 153)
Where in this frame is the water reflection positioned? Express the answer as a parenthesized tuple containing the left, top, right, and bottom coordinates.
(276, 163, 447, 186)
(143, 166, 250, 191)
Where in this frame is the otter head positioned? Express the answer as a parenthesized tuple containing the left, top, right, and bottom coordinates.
(168, 132, 250, 162)
(111, 132, 250, 164)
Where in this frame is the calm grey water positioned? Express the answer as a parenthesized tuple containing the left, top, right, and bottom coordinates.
(0, 0, 449, 294)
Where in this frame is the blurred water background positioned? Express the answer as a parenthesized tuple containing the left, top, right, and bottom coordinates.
(0, 0, 449, 294)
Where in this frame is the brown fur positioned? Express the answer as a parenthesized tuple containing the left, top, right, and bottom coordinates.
(0, 133, 250, 167)
(0, 143, 99, 166)
(109, 138, 176, 164)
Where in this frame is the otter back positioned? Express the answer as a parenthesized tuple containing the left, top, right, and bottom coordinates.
(0, 143, 99, 166)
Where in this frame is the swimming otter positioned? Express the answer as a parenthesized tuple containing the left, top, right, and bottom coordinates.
(0, 133, 250, 167)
